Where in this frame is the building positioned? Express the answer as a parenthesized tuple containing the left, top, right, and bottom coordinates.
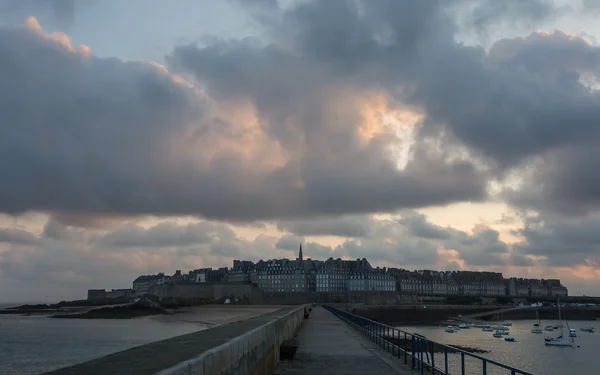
(314, 257, 373, 292)
(255, 245, 316, 292)
(133, 274, 165, 294)
(348, 268, 395, 292)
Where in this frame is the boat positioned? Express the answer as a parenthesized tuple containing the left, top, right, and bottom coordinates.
(492, 325, 506, 330)
(458, 323, 470, 329)
(482, 326, 494, 332)
(445, 326, 457, 333)
(580, 326, 595, 333)
(544, 326, 554, 331)
(500, 330, 510, 335)
(531, 310, 543, 334)
(545, 298, 574, 347)
(545, 337, 574, 347)
(493, 331, 503, 338)
(503, 321, 513, 327)
(504, 336, 516, 342)
(569, 328, 577, 337)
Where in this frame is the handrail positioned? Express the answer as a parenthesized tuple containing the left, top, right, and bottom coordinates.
(323, 305, 531, 375)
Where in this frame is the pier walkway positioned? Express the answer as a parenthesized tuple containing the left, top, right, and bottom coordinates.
(276, 307, 412, 375)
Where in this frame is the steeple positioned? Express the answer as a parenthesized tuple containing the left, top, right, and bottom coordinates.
(299, 243, 303, 261)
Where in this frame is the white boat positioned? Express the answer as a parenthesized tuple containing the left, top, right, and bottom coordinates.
(545, 337, 574, 347)
(493, 331, 503, 338)
(569, 328, 577, 337)
(458, 323, 470, 329)
(531, 324, 543, 334)
(544, 326, 554, 331)
(482, 326, 494, 332)
(503, 321, 513, 327)
(545, 298, 574, 347)
(580, 326, 595, 333)
(445, 326, 457, 333)
(492, 325, 506, 330)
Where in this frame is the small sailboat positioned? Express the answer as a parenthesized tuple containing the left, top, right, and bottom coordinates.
(493, 331, 503, 338)
(580, 326, 595, 333)
(544, 325, 554, 331)
(531, 309, 543, 334)
(458, 323, 470, 329)
(569, 328, 577, 337)
(482, 326, 494, 332)
(504, 336, 516, 342)
(545, 298, 574, 347)
(503, 321, 513, 327)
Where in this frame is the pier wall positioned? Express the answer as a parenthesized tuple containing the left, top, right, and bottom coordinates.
(156, 305, 304, 375)
(46, 306, 305, 375)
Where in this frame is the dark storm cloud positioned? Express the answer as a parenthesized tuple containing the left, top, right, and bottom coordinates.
(0, 17, 486, 222)
(513, 213, 600, 266)
(2, 0, 600, 222)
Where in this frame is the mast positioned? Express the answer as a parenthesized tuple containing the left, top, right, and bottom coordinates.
(558, 297, 563, 337)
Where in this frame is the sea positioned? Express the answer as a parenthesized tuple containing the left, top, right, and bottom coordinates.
(2, 303, 598, 375)
(0, 304, 280, 375)
(398, 319, 600, 375)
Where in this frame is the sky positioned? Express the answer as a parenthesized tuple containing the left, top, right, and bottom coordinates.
(1, 0, 600, 303)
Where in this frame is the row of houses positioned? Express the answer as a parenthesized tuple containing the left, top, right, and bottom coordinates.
(132, 245, 568, 297)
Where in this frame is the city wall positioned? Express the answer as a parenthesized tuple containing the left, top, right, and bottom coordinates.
(150, 283, 265, 305)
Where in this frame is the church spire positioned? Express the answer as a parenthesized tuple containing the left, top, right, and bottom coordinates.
(299, 243, 303, 261)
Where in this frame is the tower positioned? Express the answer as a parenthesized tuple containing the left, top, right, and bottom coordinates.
(299, 243, 303, 261)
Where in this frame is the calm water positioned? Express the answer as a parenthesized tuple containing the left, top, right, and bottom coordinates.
(398, 320, 600, 375)
(0, 305, 279, 375)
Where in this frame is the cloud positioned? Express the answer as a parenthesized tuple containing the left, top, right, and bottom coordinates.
(0, 16, 487, 223)
(0, 0, 82, 29)
(89, 221, 234, 248)
(0, 228, 41, 246)
(277, 215, 373, 238)
(513, 212, 600, 267)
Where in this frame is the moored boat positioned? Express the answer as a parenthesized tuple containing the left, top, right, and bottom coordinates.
(504, 336, 516, 342)
(569, 328, 577, 337)
(445, 326, 457, 333)
(482, 326, 494, 332)
(493, 331, 503, 338)
(580, 326, 595, 333)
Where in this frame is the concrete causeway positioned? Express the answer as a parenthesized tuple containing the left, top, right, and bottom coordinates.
(45, 306, 300, 375)
(275, 307, 413, 375)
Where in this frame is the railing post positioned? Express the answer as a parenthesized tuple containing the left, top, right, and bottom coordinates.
(461, 352, 465, 375)
(444, 346, 448, 375)
(431, 341, 435, 374)
(404, 332, 407, 363)
(420, 338, 424, 375)
(411, 335, 416, 369)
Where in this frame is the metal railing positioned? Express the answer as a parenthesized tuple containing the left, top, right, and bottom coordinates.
(322, 305, 531, 375)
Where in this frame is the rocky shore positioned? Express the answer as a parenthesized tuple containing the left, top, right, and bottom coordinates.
(50, 298, 169, 319)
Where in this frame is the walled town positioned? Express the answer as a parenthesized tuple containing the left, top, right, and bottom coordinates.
(88, 245, 568, 305)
